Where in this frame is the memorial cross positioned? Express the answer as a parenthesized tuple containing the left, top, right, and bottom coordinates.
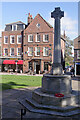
(51, 7, 64, 75)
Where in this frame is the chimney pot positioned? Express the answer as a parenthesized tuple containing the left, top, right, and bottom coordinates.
(30, 15, 32, 18)
(27, 13, 33, 25)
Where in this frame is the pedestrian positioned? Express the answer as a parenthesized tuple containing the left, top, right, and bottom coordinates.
(71, 67, 75, 76)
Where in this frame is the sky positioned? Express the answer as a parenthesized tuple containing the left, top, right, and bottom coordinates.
(0, 2, 79, 40)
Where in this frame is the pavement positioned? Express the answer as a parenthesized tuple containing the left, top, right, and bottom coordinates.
(1, 73, 80, 120)
(0, 72, 43, 76)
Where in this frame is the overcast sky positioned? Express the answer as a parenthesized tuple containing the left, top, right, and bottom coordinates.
(0, 1, 79, 40)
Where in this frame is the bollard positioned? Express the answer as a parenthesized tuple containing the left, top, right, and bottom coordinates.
(21, 109, 26, 120)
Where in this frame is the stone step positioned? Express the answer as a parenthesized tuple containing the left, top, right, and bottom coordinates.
(25, 97, 79, 113)
(19, 99, 80, 117)
(32, 88, 79, 106)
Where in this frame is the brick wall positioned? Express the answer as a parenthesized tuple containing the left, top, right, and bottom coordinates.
(23, 14, 65, 73)
(2, 30, 22, 58)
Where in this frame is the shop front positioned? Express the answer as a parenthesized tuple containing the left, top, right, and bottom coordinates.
(3, 60, 23, 73)
(75, 62, 80, 76)
(28, 59, 51, 74)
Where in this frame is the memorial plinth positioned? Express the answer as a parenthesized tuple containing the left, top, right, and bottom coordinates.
(42, 74, 72, 94)
(20, 7, 80, 117)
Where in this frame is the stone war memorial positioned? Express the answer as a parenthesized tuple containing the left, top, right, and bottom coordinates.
(20, 7, 80, 117)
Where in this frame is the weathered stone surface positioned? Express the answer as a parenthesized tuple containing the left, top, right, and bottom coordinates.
(51, 7, 64, 75)
(20, 93, 80, 117)
(42, 74, 72, 94)
(32, 88, 78, 107)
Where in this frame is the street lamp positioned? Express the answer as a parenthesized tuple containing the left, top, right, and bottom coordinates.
(15, 60, 18, 74)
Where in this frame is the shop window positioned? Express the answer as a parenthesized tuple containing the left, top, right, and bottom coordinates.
(4, 48, 8, 56)
(28, 34, 33, 42)
(77, 50, 80, 59)
(43, 47, 49, 56)
(4, 36, 8, 44)
(10, 35, 15, 44)
(17, 48, 21, 56)
(44, 62, 48, 71)
(43, 34, 49, 42)
(35, 47, 40, 56)
(10, 48, 14, 56)
(28, 47, 33, 56)
(17, 35, 22, 44)
(29, 62, 32, 70)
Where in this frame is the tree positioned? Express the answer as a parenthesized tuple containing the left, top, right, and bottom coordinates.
(65, 36, 74, 67)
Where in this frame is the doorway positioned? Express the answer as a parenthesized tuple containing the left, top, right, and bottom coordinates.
(36, 65, 40, 74)
(76, 65, 80, 75)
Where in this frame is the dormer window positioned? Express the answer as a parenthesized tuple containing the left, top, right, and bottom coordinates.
(12, 25, 17, 31)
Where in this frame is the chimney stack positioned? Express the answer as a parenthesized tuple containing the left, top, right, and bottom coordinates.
(28, 13, 33, 25)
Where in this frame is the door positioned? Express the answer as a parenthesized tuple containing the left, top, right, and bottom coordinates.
(36, 65, 40, 74)
(76, 65, 80, 75)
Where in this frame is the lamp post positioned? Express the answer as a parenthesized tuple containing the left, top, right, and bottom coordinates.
(15, 60, 18, 74)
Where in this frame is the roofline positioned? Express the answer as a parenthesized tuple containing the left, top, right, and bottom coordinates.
(74, 35, 80, 40)
(6, 21, 26, 25)
(61, 37, 66, 42)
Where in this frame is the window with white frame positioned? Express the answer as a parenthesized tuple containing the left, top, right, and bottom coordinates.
(4, 36, 8, 44)
(28, 34, 33, 42)
(28, 47, 33, 56)
(10, 35, 15, 44)
(12, 25, 17, 31)
(77, 50, 80, 59)
(4, 48, 8, 56)
(43, 47, 49, 56)
(10, 48, 14, 56)
(35, 47, 40, 56)
(17, 35, 22, 44)
(36, 34, 40, 42)
(17, 48, 21, 56)
(43, 34, 49, 42)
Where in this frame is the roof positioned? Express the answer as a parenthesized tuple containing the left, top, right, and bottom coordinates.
(61, 35, 66, 42)
(6, 21, 26, 25)
(74, 35, 80, 40)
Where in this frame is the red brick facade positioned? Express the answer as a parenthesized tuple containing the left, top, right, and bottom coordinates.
(2, 21, 26, 72)
(1, 15, 65, 74)
(2, 31, 22, 58)
(23, 14, 65, 74)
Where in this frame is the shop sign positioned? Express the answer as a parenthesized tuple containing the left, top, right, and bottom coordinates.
(10, 58, 18, 60)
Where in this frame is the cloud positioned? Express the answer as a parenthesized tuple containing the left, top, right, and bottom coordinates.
(48, 12, 78, 40)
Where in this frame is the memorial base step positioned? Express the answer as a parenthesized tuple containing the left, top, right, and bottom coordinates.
(19, 96, 80, 117)
(32, 88, 79, 107)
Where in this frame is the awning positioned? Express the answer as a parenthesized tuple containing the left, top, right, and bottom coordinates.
(3, 60, 23, 64)
(17, 60, 23, 64)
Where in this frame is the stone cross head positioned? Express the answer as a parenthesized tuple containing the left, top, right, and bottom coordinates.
(51, 7, 64, 19)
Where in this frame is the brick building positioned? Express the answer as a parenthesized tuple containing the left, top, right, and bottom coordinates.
(2, 21, 26, 72)
(23, 14, 65, 74)
(74, 35, 80, 75)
